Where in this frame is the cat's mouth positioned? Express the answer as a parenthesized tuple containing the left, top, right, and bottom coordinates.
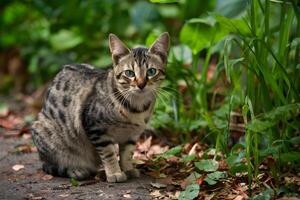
(132, 88, 149, 95)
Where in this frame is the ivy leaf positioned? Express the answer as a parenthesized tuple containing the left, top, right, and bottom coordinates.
(179, 184, 200, 200)
(204, 171, 227, 185)
(195, 159, 219, 172)
(185, 172, 201, 186)
(181, 155, 196, 163)
(250, 188, 274, 200)
(162, 146, 182, 158)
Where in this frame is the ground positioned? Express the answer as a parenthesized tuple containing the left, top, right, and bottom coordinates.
(0, 136, 155, 200)
(0, 97, 299, 200)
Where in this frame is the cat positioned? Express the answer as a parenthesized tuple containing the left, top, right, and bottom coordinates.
(31, 32, 169, 182)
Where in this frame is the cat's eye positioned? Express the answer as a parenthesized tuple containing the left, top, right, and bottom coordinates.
(147, 68, 157, 77)
(124, 70, 135, 78)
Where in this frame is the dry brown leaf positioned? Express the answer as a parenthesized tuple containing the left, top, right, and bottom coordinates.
(42, 174, 53, 181)
(137, 136, 152, 152)
(150, 190, 162, 198)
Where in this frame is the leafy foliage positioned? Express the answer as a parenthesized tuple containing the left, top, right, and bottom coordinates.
(195, 159, 219, 172)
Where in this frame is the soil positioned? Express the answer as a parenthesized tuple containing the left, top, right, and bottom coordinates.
(0, 137, 154, 200)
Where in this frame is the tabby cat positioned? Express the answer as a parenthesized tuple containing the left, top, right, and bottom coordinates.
(31, 32, 169, 182)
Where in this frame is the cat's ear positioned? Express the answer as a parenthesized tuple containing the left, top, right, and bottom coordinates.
(149, 32, 170, 63)
(109, 34, 130, 65)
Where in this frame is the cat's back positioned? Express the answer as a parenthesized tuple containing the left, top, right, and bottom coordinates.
(34, 64, 108, 131)
(53, 63, 107, 93)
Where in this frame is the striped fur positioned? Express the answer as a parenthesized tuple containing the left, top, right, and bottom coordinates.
(31, 33, 169, 182)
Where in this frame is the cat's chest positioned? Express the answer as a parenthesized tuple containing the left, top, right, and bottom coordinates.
(108, 109, 151, 143)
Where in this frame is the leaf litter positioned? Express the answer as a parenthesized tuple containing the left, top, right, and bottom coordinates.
(1, 96, 300, 200)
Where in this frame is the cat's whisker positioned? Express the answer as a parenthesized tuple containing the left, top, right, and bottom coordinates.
(157, 87, 176, 97)
(151, 89, 170, 108)
(155, 88, 173, 101)
(160, 86, 179, 94)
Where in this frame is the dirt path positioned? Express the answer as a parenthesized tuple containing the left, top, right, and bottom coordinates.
(0, 137, 154, 200)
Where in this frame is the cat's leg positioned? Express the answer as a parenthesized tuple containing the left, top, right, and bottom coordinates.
(119, 141, 140, 178)
(89, 134, 127, 182)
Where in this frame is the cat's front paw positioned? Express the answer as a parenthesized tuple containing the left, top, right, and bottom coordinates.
(106, 172, 127, 183)
(125, 169, 140, 178)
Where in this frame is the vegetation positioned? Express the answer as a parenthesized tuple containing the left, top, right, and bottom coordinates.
(1, 0, 299, 199)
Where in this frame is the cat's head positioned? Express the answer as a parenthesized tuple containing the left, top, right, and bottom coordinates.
(109, 33, 169, 97)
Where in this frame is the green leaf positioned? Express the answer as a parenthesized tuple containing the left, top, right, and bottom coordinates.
(195, 159, 219, 172)
(278, 152, 300, 163)
(226, 150, 245, 167)
(250, 188, 274, 200)
(229, 163, 248, 174)
(204, 171, 227, 185)
(204, 178, 217, 185)
(290, 136, 300, 144)
(162, 146, 182, 158)
(146, 32, 160, 46)
(207, 171, 227, 180)
(246, 103, 300, 132)
(215, 14, 250, 36)
(171, 45, 193, 65)
(246, 119, 275, 132)
(179, 184, 200, 200)
(70, 178, 79, 187)
(264, 103, 300, 120)
(181, 155, 196, 163)
(185, 172, 201, 186)
(215, 0, 247, 18)
(180, 16, 229, 54)
(50, 29, 83, 51)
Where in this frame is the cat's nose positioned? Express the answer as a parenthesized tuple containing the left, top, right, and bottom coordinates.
(136, 78, 147, 90)
(137, 81, 146, 90)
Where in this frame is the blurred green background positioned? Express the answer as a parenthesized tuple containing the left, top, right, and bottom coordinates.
(1, 0, 300, 191)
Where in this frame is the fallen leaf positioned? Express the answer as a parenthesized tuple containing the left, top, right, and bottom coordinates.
(42, 174, 53, 181)
(26, 193, 44, 200)
(15, 144, 35, 153)
(58, 193, 70, 198)
(12, 164, 24, 171)
(137, 136, 152, 152)
(150, 182, 167, 189)
(123, 194, 132, 198)
(150, 190, 162, 198)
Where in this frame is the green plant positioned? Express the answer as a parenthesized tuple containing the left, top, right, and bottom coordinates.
(151, 0, 300, 196)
